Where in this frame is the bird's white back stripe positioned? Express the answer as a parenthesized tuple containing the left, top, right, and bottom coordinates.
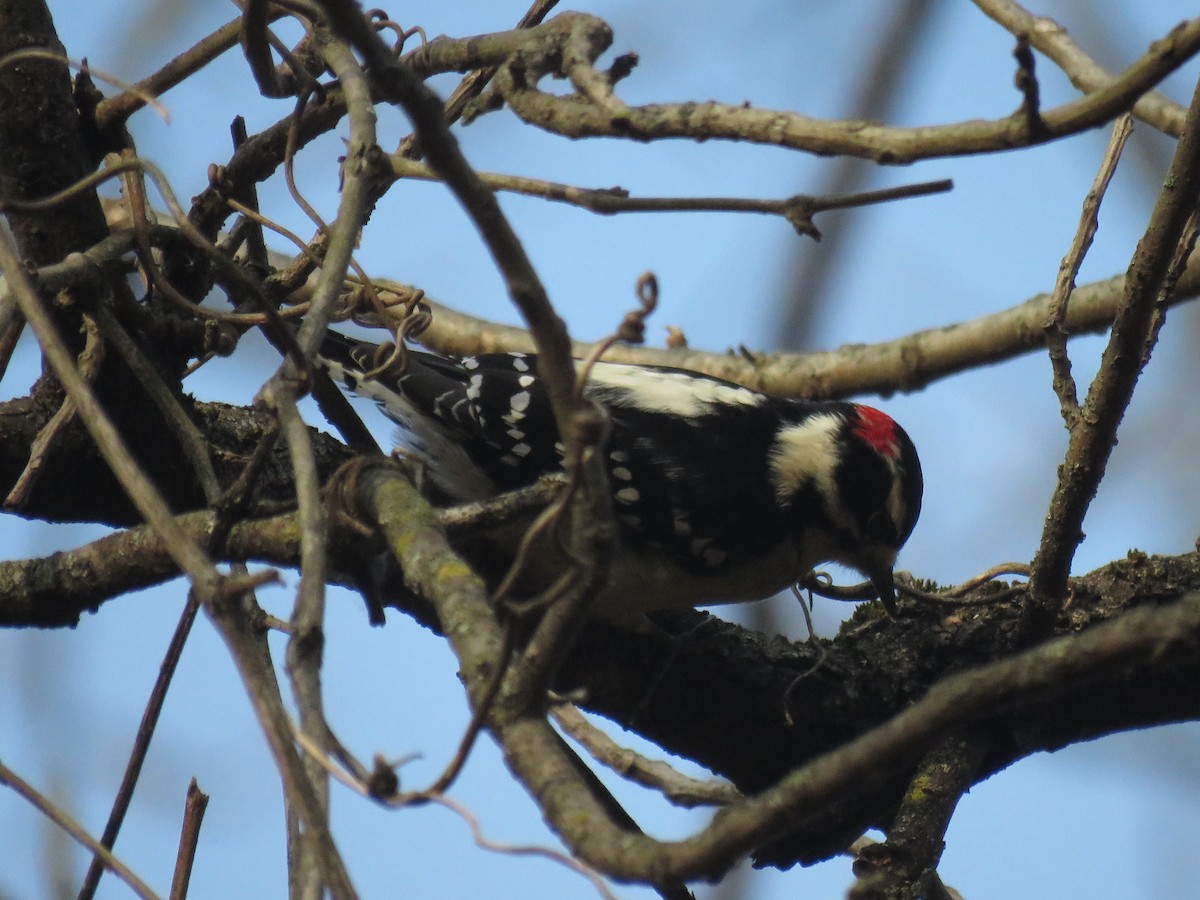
(582, 362, 765, 416)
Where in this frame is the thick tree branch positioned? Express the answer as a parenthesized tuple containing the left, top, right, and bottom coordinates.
(400, 254, 1200, 400)
(3, 2, 1199, 892)
(0, 0, 109, 267)
(3, 455, 1199, 873)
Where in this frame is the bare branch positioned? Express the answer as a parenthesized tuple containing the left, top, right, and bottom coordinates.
(168, 779, 209, 900)
(494, 13, 1200, 164)
(973, 0, 1188, 136)
(95, 16, 273, 130)
(204, 583, 356, 899)
(0, 228, 220, 588)
(389, 154, 952, 238)
(78, 594, 202, 900)
(849, 732, 987, 899)
(403, 254, 1200, 400)
(4, 312, 104, 507)
(395, 0, 562, 158)
(1030, 70, 1200, 619)
(1044, 114, 1134, 430)
(552, 703, 741, 807)
(0, 757, 159, 900)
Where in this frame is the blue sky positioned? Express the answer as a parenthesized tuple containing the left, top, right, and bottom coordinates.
(2, 2, 1200, 898)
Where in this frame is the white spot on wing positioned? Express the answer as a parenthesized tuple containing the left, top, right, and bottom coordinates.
(512, 442, 531, 457)
(509, 353, 530, 372)
(615, 487, 640, 504)
(466, 374, 483, 401)
(510, 391, 531, 413)
(611, 466, 633, 481)
(462, 356, 480, 370)
(518, 374, 535, 388)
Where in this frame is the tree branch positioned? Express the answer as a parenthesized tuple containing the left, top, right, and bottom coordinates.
(493, 13, 1200, 164)
(3, 455, 1199, 874)
(1030, 68, 1200, 619)
(849, 731, 987, 899)
(399, 253, 1200, 399)
(973, 0, 1188, 137)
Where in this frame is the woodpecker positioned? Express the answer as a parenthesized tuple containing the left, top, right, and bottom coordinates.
(318, 331, 923, 618)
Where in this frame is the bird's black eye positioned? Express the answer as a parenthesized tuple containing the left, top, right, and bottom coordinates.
(863, 510, 896, 545)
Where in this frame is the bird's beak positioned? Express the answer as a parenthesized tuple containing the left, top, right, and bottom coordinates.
(868, 563, 897, 616)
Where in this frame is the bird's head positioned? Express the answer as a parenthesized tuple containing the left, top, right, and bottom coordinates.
(769, 403, 923, 613)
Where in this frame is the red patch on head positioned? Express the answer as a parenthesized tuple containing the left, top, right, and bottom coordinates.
(853, 406, 900, 458)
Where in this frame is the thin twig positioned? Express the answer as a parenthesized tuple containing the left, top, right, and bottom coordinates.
(0, 48, 169, 122)
(168, 779, 209, 900)
(415, 621, 516, 799)
(0, 757, 159, 900)
(90, 303, 222, 499)
(551, 703, 741, 807)
(78, 593, 203, 899)
(391, 137, 953, 237)
(1012, 34, 1044, 138)
(4, 313, 104, 508)
(972, 0, 1187, 137)
(432, 794, 618, 900)
(438, 473, 569, 533)
(291, 728, 617, 898)
(241, 0, 292, 97)
(259, 22, 384, 896)
(203, 585, 356, 899)
(96, 16, 277, 129)
(275, 391, 334, 895)
(1045, 114, 1133, 430)
(229, 117, 271, 277)
(0, 302, 25, 384)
